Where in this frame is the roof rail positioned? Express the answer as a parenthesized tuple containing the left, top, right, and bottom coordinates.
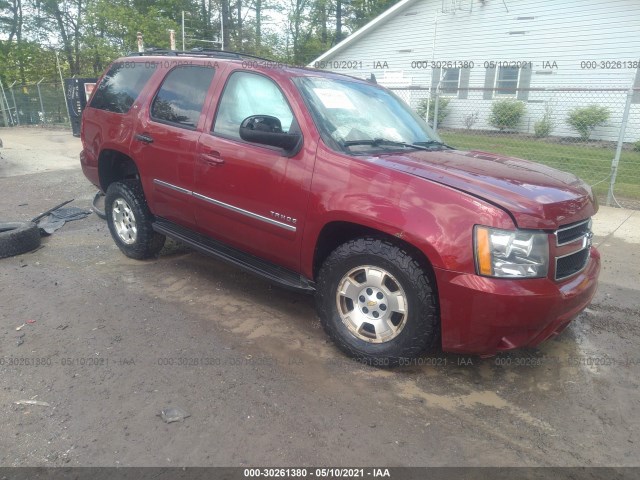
(127, 48, 277, 64)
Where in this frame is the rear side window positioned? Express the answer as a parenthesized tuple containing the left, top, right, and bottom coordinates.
(151, 66, 216, 129)
(90, 62, 154, 114)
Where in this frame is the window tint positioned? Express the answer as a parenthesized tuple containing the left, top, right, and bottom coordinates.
(213, 72, 294, 139)
(90, 62, 155, 114)
(151, 66, 216, 128)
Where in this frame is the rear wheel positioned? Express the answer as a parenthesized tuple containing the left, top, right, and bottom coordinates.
(316, 238, 438, 367)
(105, 180, 165, 259)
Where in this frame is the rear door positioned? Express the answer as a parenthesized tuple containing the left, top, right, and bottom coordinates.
(133, 64, 217, 228)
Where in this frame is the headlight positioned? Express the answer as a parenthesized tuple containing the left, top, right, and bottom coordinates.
(474, 226, 549, 278)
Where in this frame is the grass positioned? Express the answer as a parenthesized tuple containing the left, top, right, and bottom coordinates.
(438, 129, 640, 203)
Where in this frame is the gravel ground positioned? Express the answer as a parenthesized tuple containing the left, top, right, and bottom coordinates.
(0, 127, 638, 468)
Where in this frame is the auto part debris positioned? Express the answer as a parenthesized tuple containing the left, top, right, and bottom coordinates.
(92, 190, 107, 220)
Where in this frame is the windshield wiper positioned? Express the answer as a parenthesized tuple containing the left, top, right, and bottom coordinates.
(343, 139, 428, 151)
(343, 138, 452, 151)
(413, 140, 454, 149)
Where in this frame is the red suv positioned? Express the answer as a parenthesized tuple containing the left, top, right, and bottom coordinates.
(80, 50, 600, 366)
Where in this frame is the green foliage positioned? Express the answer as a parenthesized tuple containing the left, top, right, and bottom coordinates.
(416, 96, 450, 126)
(1, 0, 400, 83)
(489, 99, 526, 131)
(634, 140, 640, 152)
(566, 105, 611, 141)
(534, 104, 555, 138)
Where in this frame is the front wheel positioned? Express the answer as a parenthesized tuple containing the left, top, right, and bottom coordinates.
(316, 238, 438, 367)
(105, 180, 165, 259)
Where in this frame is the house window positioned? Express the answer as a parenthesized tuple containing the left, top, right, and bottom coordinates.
(440, 68, 460, 95)
(495, 66, 520, 95)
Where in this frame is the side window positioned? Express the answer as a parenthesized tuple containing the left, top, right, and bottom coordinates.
(213, 72, 294, 139)
(151, 66, 216, 129)
(90, 62, 155, 114)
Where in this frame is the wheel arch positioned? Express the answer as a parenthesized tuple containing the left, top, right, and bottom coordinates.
(312, 221, 438, 287)
(98, 149, 141, 192)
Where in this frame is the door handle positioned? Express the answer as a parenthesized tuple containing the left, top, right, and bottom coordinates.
(135, 133, 154, 144)
(200, 151, 225, 166)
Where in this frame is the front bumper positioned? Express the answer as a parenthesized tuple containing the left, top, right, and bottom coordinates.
(435, 247, 600, 355)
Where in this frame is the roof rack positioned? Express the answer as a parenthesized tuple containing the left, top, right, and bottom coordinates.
(127, 47, 277, 64)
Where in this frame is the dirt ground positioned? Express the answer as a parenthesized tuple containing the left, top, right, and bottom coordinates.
(0, 127, 639, 468)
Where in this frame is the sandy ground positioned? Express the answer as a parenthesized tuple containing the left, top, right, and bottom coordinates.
(0, 128, 80, 178)
(0, 127, 639, 468)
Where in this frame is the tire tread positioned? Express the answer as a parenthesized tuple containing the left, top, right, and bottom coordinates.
(316, 237, 438, 367)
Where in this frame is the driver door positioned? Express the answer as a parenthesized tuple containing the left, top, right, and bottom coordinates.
(193, 71, 311, 272)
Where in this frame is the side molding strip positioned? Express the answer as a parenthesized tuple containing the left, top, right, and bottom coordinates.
(153, 178, 296, 232)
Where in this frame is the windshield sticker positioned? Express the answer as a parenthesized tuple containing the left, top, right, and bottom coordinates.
(313, 88, 356, 110)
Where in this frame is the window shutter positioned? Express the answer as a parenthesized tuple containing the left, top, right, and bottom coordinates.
(632, 68, 640, 104)
(431, 67, 441, 96)
(483, 68, 496, 100)
(458, 68, 470, 99)
(517, 67, 532, 101)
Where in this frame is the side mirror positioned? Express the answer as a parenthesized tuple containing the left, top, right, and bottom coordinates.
(239, 115, 302, 154)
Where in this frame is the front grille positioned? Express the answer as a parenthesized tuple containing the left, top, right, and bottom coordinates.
(555, 248, 590, 280)
(556, 219, 591, 246)
(554, 218, 592, 281)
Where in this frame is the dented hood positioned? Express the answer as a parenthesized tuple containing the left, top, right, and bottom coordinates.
(373, 148, 598, 230)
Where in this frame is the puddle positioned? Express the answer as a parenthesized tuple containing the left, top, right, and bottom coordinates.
(397, 379, 554, 432)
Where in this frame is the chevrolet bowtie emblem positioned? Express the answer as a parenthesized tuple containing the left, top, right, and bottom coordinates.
(367, 300, 376, 306)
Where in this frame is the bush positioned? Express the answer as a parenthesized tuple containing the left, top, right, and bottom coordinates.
(534, 104, 555, 138)
(464, 111, 479, 130)
(566, 105, 610, 141)
(416, 96, 450, 126)
(489, 99, 526, 131)
(633, 140, 640, 152)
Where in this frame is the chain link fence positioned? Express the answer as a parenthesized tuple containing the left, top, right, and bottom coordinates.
(0, 80, 70, 127)
(2, 77, 638, 210)
(391, 86, 640, 210)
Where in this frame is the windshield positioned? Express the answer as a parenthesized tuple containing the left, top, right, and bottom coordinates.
(294, 76, 442, 154)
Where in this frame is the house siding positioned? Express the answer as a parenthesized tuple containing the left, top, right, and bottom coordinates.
(312, 0, 640, 141)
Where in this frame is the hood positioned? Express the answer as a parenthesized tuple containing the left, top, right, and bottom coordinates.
(373, 148, 597, 230)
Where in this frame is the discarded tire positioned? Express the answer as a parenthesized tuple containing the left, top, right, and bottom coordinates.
(0, 222, 41, 259)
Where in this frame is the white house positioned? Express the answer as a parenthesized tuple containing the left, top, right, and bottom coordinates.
(309, 0, 640, 142)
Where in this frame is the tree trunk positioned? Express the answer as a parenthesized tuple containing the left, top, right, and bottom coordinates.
(236, 0, 242, 47)
(221, 0, 230, 49)
(74, 0, 82, 74)
(335, 0, 342, 44)
(320, 0, 327, 44)
(46, 1, 77, 74)
(255, 0, 261, 47)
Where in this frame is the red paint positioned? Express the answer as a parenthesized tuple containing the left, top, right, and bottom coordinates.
(81, 56, 600, 355)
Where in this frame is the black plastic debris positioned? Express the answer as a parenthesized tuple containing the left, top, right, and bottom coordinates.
(37, 207, 91, 235)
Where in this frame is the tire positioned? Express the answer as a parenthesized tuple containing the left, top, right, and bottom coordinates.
(105, 180, 165, 259)
(316, 238, 438, 367)
(0, 222, 41, 259)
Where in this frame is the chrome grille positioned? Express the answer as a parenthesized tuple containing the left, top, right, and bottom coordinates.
(555, 218, 591, 246)
(554, 218, 592, 281)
